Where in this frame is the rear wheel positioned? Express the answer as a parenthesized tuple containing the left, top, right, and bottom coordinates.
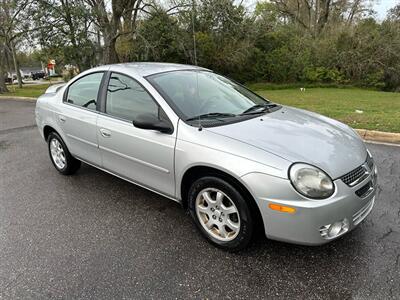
(188, 176, 255, 251)
(47, 132, 81, 175)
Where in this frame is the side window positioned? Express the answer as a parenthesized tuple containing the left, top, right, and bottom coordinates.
(106, 73, 160, 121)
(66, 72, 103, 110)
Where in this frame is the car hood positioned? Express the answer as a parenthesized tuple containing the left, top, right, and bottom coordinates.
(205, 106, 367, 179)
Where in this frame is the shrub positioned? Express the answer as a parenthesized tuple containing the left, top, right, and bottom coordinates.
(304, 67, 345, 84)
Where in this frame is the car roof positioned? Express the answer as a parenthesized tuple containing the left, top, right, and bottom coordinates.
(104, 62, 208, 77)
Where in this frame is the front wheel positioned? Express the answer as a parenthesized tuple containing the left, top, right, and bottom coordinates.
(48, 132, 81, 175)
(188, 176, 255, 251)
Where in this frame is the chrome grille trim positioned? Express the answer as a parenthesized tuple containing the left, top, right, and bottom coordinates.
(341, 155, 373, 187)
(341, 165, 368, 186)
(353, 198, 374, 226)
(366, 153, 374, 170)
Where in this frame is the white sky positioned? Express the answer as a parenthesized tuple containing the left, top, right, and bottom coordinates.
(373, 0, 399, 19)
(242, 0, 399, 20)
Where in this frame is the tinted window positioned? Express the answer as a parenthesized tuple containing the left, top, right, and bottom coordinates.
(106, 73, 159, 121)
(148, 71, 268, 119)
(66, 72, 103, 110)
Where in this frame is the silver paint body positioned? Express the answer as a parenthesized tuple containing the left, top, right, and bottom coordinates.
(35, 63, 376, 245)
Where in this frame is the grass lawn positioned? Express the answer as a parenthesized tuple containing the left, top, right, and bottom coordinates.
(1, 83, 399, 133)
(3, 84, 51, 98)
(255, 87, 400, 133)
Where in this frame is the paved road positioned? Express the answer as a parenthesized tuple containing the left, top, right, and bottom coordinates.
(0, 99, 399, 299)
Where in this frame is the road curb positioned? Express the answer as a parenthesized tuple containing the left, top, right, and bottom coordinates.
(356, 129, 400, 145)
(0, 96, 37, 101)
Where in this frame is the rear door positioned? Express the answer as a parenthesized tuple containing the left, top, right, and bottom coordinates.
(97, 72, 176, 197)
(58, 72, 105, 166)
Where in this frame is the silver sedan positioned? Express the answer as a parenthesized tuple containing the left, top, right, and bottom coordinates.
(35, 63, 378, 250)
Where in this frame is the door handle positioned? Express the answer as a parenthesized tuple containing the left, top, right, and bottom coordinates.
(100, 128, 111, 138)
(59, 115, 66, 123)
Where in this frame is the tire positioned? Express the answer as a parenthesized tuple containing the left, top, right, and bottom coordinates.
(47, 132, 81, 175)
(188, 176, 255, 251)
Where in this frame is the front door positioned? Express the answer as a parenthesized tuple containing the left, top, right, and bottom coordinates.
(97, 72, 176, 197)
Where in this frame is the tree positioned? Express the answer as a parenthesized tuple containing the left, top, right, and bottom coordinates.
(34, 0, 97, 72)
(83, 0, 188, 64)
(0, 0, 32, 88)
(270, 0, 375, 36)
(83, 0, 144, 64)
(0, 42, 9, 93)
(175, 0, 257, 80)
(387, 4, 400, 21)
(130, 10, 186, 62)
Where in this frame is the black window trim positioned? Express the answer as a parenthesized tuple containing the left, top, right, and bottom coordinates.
(62, 71, 107, 113)
(98, 70, 174, 134)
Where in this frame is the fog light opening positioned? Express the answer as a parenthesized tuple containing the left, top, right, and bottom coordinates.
(328, 222, 342, 238)
(319, 218, 349, 239)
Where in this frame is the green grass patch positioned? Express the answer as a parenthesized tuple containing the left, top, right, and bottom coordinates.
(3, 84, 51, 98)
(2, 83, 399, 133)
(247, 82, 356, 91)
(256, 87, 400, 133)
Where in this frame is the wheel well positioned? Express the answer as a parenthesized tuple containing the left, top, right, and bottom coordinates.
(180, 166, 264, 228)
(43, 125, 57, 141)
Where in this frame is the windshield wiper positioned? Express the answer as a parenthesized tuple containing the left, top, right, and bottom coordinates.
(186, 112, 236, 121)
(240, 103, 278, 115)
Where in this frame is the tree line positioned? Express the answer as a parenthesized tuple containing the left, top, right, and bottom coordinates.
(1, 0, 400, 93)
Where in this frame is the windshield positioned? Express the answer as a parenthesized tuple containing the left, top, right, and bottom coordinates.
(147, 70, 270, 121)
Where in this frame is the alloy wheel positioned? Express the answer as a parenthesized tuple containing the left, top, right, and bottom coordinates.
(50, 138, 66, 169)
(195, 188, 241, 241)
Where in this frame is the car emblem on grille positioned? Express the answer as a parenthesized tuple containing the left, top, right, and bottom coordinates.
(362, 163, 371, 174)
(363, 161, 377, 187)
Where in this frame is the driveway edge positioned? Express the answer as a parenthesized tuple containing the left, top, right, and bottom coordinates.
(0, 95, 37, 101)
(356, 129, 400, 145)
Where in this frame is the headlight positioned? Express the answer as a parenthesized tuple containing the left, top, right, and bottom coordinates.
(289, 163, 334, 199)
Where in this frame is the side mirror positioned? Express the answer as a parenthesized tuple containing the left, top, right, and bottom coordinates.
(133, 114, 173, 134)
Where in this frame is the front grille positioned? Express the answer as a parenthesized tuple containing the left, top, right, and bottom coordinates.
(341, 165, 367, 186)
(341, 154, 374, 187)
(355, 181, 373, 198)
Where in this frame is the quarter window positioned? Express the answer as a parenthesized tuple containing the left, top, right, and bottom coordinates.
(106, 73, 160, 121)
(66, 72, 103, 110)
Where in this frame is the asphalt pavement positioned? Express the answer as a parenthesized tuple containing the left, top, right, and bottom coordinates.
(0, 99, 399, 299)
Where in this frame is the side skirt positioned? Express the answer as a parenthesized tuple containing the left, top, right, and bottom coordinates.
(75, 156, 182, 205)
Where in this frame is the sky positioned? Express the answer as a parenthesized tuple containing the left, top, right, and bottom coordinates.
(373, 0, 399, 19)
(242, 0, 400, 20)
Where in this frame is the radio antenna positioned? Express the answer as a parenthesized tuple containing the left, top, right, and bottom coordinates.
(195, 71, 202, 131)
(191, 0, 198, 66)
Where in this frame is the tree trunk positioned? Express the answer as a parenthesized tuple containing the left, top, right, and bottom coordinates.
(0, 72, 9, 93)
(102, 32, 119, 64)
(0, 54, 9, 93)
(10, 42, 22, 88)
(317, 0, 331, 34)
(96, 29, 103, 64)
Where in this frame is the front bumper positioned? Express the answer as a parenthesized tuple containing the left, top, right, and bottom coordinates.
(241, 167, 377, 245)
